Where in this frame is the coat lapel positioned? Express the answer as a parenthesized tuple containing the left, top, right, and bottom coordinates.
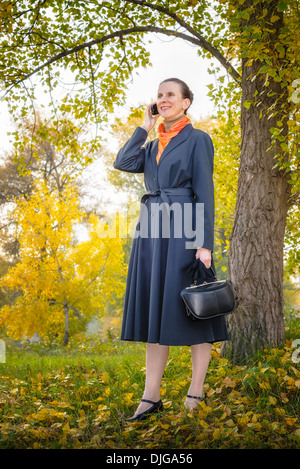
(156, 124, 194, 168)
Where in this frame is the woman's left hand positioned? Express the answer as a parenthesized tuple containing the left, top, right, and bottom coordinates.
(195, 248, 211, 269)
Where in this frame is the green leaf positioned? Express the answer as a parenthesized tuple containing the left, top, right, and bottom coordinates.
(243, 100, 253, 109)
(277, 1, 288, 11)
(240, 10, 250, 21)
(258, 65, 269, 74)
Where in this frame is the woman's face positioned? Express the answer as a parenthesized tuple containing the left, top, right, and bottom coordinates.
(156, 81, 190, 120)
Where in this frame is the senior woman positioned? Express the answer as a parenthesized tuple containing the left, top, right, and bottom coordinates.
(113, 78, 228, 421)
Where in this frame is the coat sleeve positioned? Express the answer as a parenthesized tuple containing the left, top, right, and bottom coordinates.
(191, 131, 215, 252)
(113, 127, 148, 173)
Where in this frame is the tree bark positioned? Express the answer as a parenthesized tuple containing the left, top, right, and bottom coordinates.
(63, 301, 69, 346)
(221, 2, 292, 363)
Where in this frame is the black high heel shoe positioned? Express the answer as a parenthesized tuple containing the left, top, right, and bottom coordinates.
(125, 399, 163, 422)
(184, 393, 206, 410)
(186, 393, 206, 401)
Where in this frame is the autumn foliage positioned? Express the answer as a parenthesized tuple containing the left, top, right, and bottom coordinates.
(0, 182, 127, 344)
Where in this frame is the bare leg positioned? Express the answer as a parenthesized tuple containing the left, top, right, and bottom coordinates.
(185, 342, 212, 409)
(133, 343, 169, 417)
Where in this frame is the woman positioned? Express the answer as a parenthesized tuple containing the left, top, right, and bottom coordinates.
(114, 78, 228, 421)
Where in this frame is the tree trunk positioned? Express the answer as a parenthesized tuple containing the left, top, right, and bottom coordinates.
(63, 301, 69, 346)
(221, 2, 292, 363)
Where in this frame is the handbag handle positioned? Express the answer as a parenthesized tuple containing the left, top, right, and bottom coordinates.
(193, 257, 217, 285)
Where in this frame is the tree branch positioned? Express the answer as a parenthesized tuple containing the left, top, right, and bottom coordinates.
(6, 25, 241, 92)
(124, 0, 241, 83)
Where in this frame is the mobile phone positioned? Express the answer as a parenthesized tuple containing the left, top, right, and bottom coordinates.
(151, 103, 159, 115)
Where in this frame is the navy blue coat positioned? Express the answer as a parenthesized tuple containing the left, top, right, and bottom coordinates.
(114, 124, 228, 345)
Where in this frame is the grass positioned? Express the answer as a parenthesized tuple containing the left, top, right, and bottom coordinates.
(0, 325, 299, 449)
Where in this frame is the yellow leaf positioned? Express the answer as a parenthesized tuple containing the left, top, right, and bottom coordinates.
(179, 380, 188, 386)
(225, 419, 235, 427)
(275, 407, 286, 417)
(97, 405, 108, 411)
(270, 15, 280, 22)
(259, 381, 271, 390)
(269, 396, 277, 405)
(58, 402, 73, 409)
(78, 418, 87, 429)
(199, 419, 209, 429)
(124, 393, 133, 403)
(197, 409, 207, 419)
(291, 367, 300, 378)
(283, 375, 295, 386)
(62, 422, 70, 433)
(260, 367, 269, 374)
(199, 401, 213, 414)
(213, 428, 222, 440)
(285, 418, 298, 427)
(159, 423, 170, 430)
(237, 415, 249, 426)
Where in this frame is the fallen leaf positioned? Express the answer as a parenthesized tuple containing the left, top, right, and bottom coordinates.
(222, 376, 236, 388)
(285, 418, 298, 427)
(269, 396, 277, 405)
(293, 428, 300, 438)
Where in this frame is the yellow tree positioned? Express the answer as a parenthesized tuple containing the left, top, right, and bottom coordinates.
(0, 182, 127, 345)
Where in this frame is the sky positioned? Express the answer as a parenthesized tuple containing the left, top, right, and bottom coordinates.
(117, 35, 217, 119)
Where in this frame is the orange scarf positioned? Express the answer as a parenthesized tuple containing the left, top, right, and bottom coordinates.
(156, 117, 190, 164)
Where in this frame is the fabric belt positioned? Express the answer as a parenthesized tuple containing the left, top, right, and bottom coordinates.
(141, 188, 194, 205)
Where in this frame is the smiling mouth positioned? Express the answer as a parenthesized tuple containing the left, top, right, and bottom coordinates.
(160, 106, 171, 111)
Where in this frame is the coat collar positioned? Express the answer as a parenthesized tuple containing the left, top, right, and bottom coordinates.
(151, 123, 194, 168)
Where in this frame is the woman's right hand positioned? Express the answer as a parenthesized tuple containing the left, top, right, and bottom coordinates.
(142, 103, 160, 133)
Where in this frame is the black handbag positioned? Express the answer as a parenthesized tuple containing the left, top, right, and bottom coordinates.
(180, 259, 238, 320)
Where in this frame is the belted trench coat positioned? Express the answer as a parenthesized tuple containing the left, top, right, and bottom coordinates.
(113, 124, 228, 345)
